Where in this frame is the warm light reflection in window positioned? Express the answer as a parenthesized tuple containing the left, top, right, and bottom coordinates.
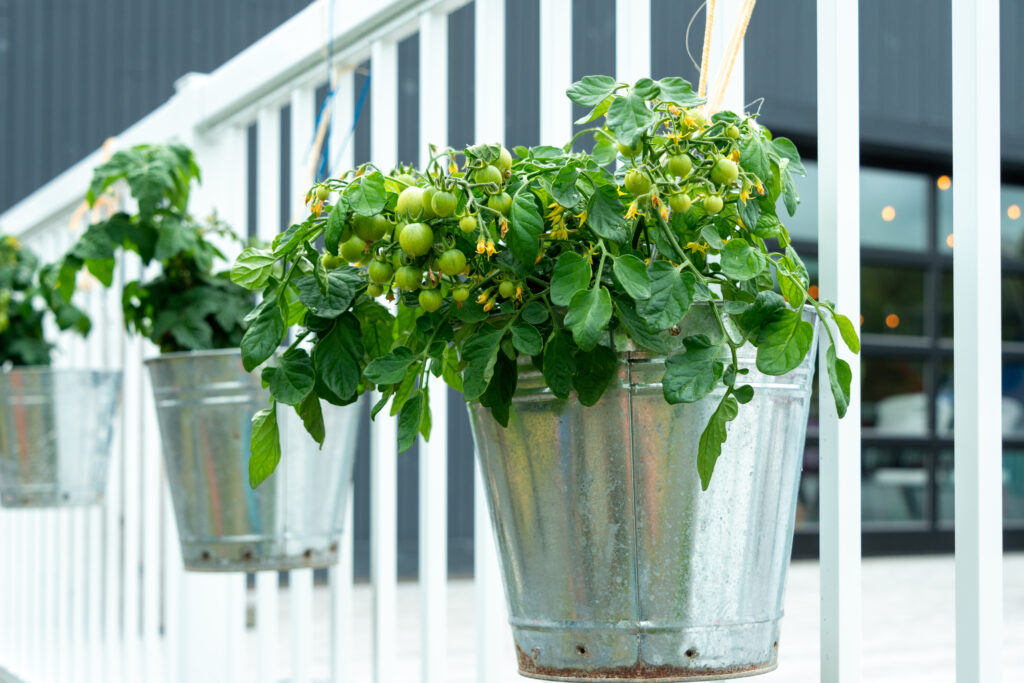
(946, 233, 955, 248)
(937, 175, 952, 191)
(808, 285, 819, 299)
(881, 206, 896, 221)
(885, 313, 900, 329)
(1009, 204, 1021, 220)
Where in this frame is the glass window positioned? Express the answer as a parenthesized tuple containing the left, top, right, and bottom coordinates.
(863, 357, 928, 435)
(940, 272, 1024, 342)
(934, 361, 1024, 437)
(937, 450, 1024, 524)
(938, 182, 1024, 259)
(783, 162, 818, 243)
(861, 265, 926, 336)
(861, 167, 929, 252)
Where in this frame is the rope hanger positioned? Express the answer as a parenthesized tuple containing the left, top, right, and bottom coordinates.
(697, 0, 758, 114)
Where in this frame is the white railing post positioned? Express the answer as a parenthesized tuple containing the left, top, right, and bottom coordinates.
(329, 66, 356, 683)
(370, 37, 400, 683)
(539, 0, 572, 146)
(473, 0, 510, 679)
(418, 8, 449, 683)
(817, 1, 862, 682)
(952, 1, 1004, 681)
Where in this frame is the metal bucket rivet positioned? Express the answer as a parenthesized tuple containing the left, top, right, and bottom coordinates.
(146, 348, 360, 572)
(469, 306, 819, 681)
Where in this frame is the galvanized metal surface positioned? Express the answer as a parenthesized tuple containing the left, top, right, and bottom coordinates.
(469, 309, 818, 681)
(0, 367, 122, 507)
(146, 348, 359, 572)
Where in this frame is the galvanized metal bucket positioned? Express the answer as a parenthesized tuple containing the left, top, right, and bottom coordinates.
(0, 367, 122, 508)
(146, 349, 359, 572)
(468, 306, 818, 681)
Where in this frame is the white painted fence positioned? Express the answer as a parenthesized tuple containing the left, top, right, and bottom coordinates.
(0, 1, 1005, 682)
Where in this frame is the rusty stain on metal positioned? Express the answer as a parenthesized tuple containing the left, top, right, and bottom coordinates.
(516, 644, 773, 681)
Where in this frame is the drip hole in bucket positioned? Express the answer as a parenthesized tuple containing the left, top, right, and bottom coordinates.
(685, 648, 698, 659)
(575, 645, 587, 656)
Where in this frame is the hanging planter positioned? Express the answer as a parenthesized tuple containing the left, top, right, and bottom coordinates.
(0, 367, 122, 508)
(468, 307, 817, 680)
(236, 64, 859, 678)
(146, 348, 358, 572)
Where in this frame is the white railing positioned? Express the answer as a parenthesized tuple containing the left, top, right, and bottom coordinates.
(0, 1, 1005, 682)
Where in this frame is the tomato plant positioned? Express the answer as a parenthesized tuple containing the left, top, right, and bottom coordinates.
(235, 76, 858, 491)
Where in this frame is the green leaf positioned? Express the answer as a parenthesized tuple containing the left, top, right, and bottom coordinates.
(264, 348, 315, 406)
(637, 262, 694, 332)
(542, 330, 575, 399)
(249, 406, 281, 489)
(572, 345, 619, 406)
(85, 258, 115, 287)
(325, 203, 347, 255)
(720, 238, 767, 281)
(294, 267, 364, 317)
(697, 395, 739, 490)
(738, 291, 787, 335)
(344, 171, 387, 216)
(565, 286, 613, 351)
(551, 165, 581, 207)
(779, 273, 806, 308)
(740, 132, 771, 183)
(355, 297, 397, 359)
(312, 313, 364, 401)
(834, 313, 860, 353)
(364, 346, 417, 385)
(479, 352, 517, 427)
(631, 77, 660, 99)
(826, 344, 852, 418)
(606, 92, 654, 147)
(656, 77, 705, 107)
(614, 297, 674, 355)
(771, 137, 806, 175)
(566, 75, 618, 106)
(231, 248, 277, 290)
(522, 301, 549, 324)
(733, 385, 755, 404)
(663, 335, 724, 404)
(612, 254, 651, 300)
(153, 221, 199, 261)
(511, 322, 543, 356)
(782, 169, 799, 217)
(755, 309, 815, 376)
(461, 324, 506, 401)
(397, 390, 424, 453)
(550, 252, 592, 306)
(441, 346, 463, 392)
(241, 295, 285, 372)
(508, 191, 544, 265)
(297, 391, 326, 447)
(70, 224, 117, 261)
(586, 183, 629, 243)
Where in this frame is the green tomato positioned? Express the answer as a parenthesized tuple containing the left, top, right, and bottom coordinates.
(394, 173, 418, 187)
(487, 192, 512, 216)
(366, 283, 385, 297)
(710, 158, 739, 186)
(339, 236, 367, 263)
(459, 215, 478, 233)
(498, 280, 516, 299)
(666, 154, 692, 179)
(495, 146, 513, 172)
(418, 289, 443, 312)
(368, 260, 394, 284)
(321, 254, 344, 269)
(686, 108, 706, 128)
(431, 190, 458, 217)
(625, 169, 652, 197)
(452, 286, 470, 302)
(476, 164, 503, 191)
(726, 125, 741, 139)
(703, 195, 724, 215)
(394, 265, 423, 291)
(396, 186, 425, 219)
(315, 184, 331, 201)
(669, 193, 692, 214)
(353, 214, 389, 242)
(617, 141, 642, 158)
(438, 249, 467, 276)
(420, 187, 438, 219)
(398, 222, 434, 257)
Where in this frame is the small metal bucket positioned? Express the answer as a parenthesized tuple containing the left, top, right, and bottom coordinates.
(146, 349, 359, 572)
(0, 367, 122, 508)
(468, 306, 818, 681)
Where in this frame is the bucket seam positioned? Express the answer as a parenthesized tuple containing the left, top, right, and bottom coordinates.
(626, 355, 644, 660)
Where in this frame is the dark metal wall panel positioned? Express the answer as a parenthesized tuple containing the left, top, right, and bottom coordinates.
(448, 3, 475, 150)
(650, 0, 704, 84)
(572, 0, 615, 150)
(398, 33, 420, 167)
(506, 0, 539, 147)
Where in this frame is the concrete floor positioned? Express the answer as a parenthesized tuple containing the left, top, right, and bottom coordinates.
(259, 554, 1024, 682)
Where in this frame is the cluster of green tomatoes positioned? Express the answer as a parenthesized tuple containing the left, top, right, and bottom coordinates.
(316, 147, 518, 313)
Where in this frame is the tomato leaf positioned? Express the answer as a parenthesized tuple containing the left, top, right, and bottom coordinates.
(572, 345, 619, 406)
(740, 132, 771, 184)
(720, 238, 767, 281)
(834, 313, 861, 353)
(606, 92, 655, 147)
(612, 254, 652, 300)
(566, 75, 619, 106)
(511, 322, 544, 356)
(542, 330, 575, 399)
(656, 77, 705, 107)
(637, 262, 694, 332)
(241, 294, 285, 372)
(296, 391, 325, 448)
(550, 252, 592, 306)
(508, 191, 544, 265)
(293, 267, 364, 317)
(586, 183, 630, 243)
(663, 335, 724, 404)
(264, 347, 315, 406)
(826, 344, 852, 419)
(461, 324, 506, 401)
(231, 247, 277, 290)
(364, 346, 418, 385)
(249, 406, 281, 489)
(565, 286, 613, 351)
(324, 202, 347, 255)
(397, 390, 424, 453)
(697, 395, 739, 490)
(312, 313, 363, 401)
(755, 308, 815, 375)
(344, 171, 387, 216)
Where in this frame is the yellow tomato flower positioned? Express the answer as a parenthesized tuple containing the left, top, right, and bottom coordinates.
(625, 202, 639, 220)
(477, 290, 490, 305)
(685, 241, 710, 255)
(729, 149, 741, 162)
(476, 236, 487, 254)
(485, 238, 498, 259)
